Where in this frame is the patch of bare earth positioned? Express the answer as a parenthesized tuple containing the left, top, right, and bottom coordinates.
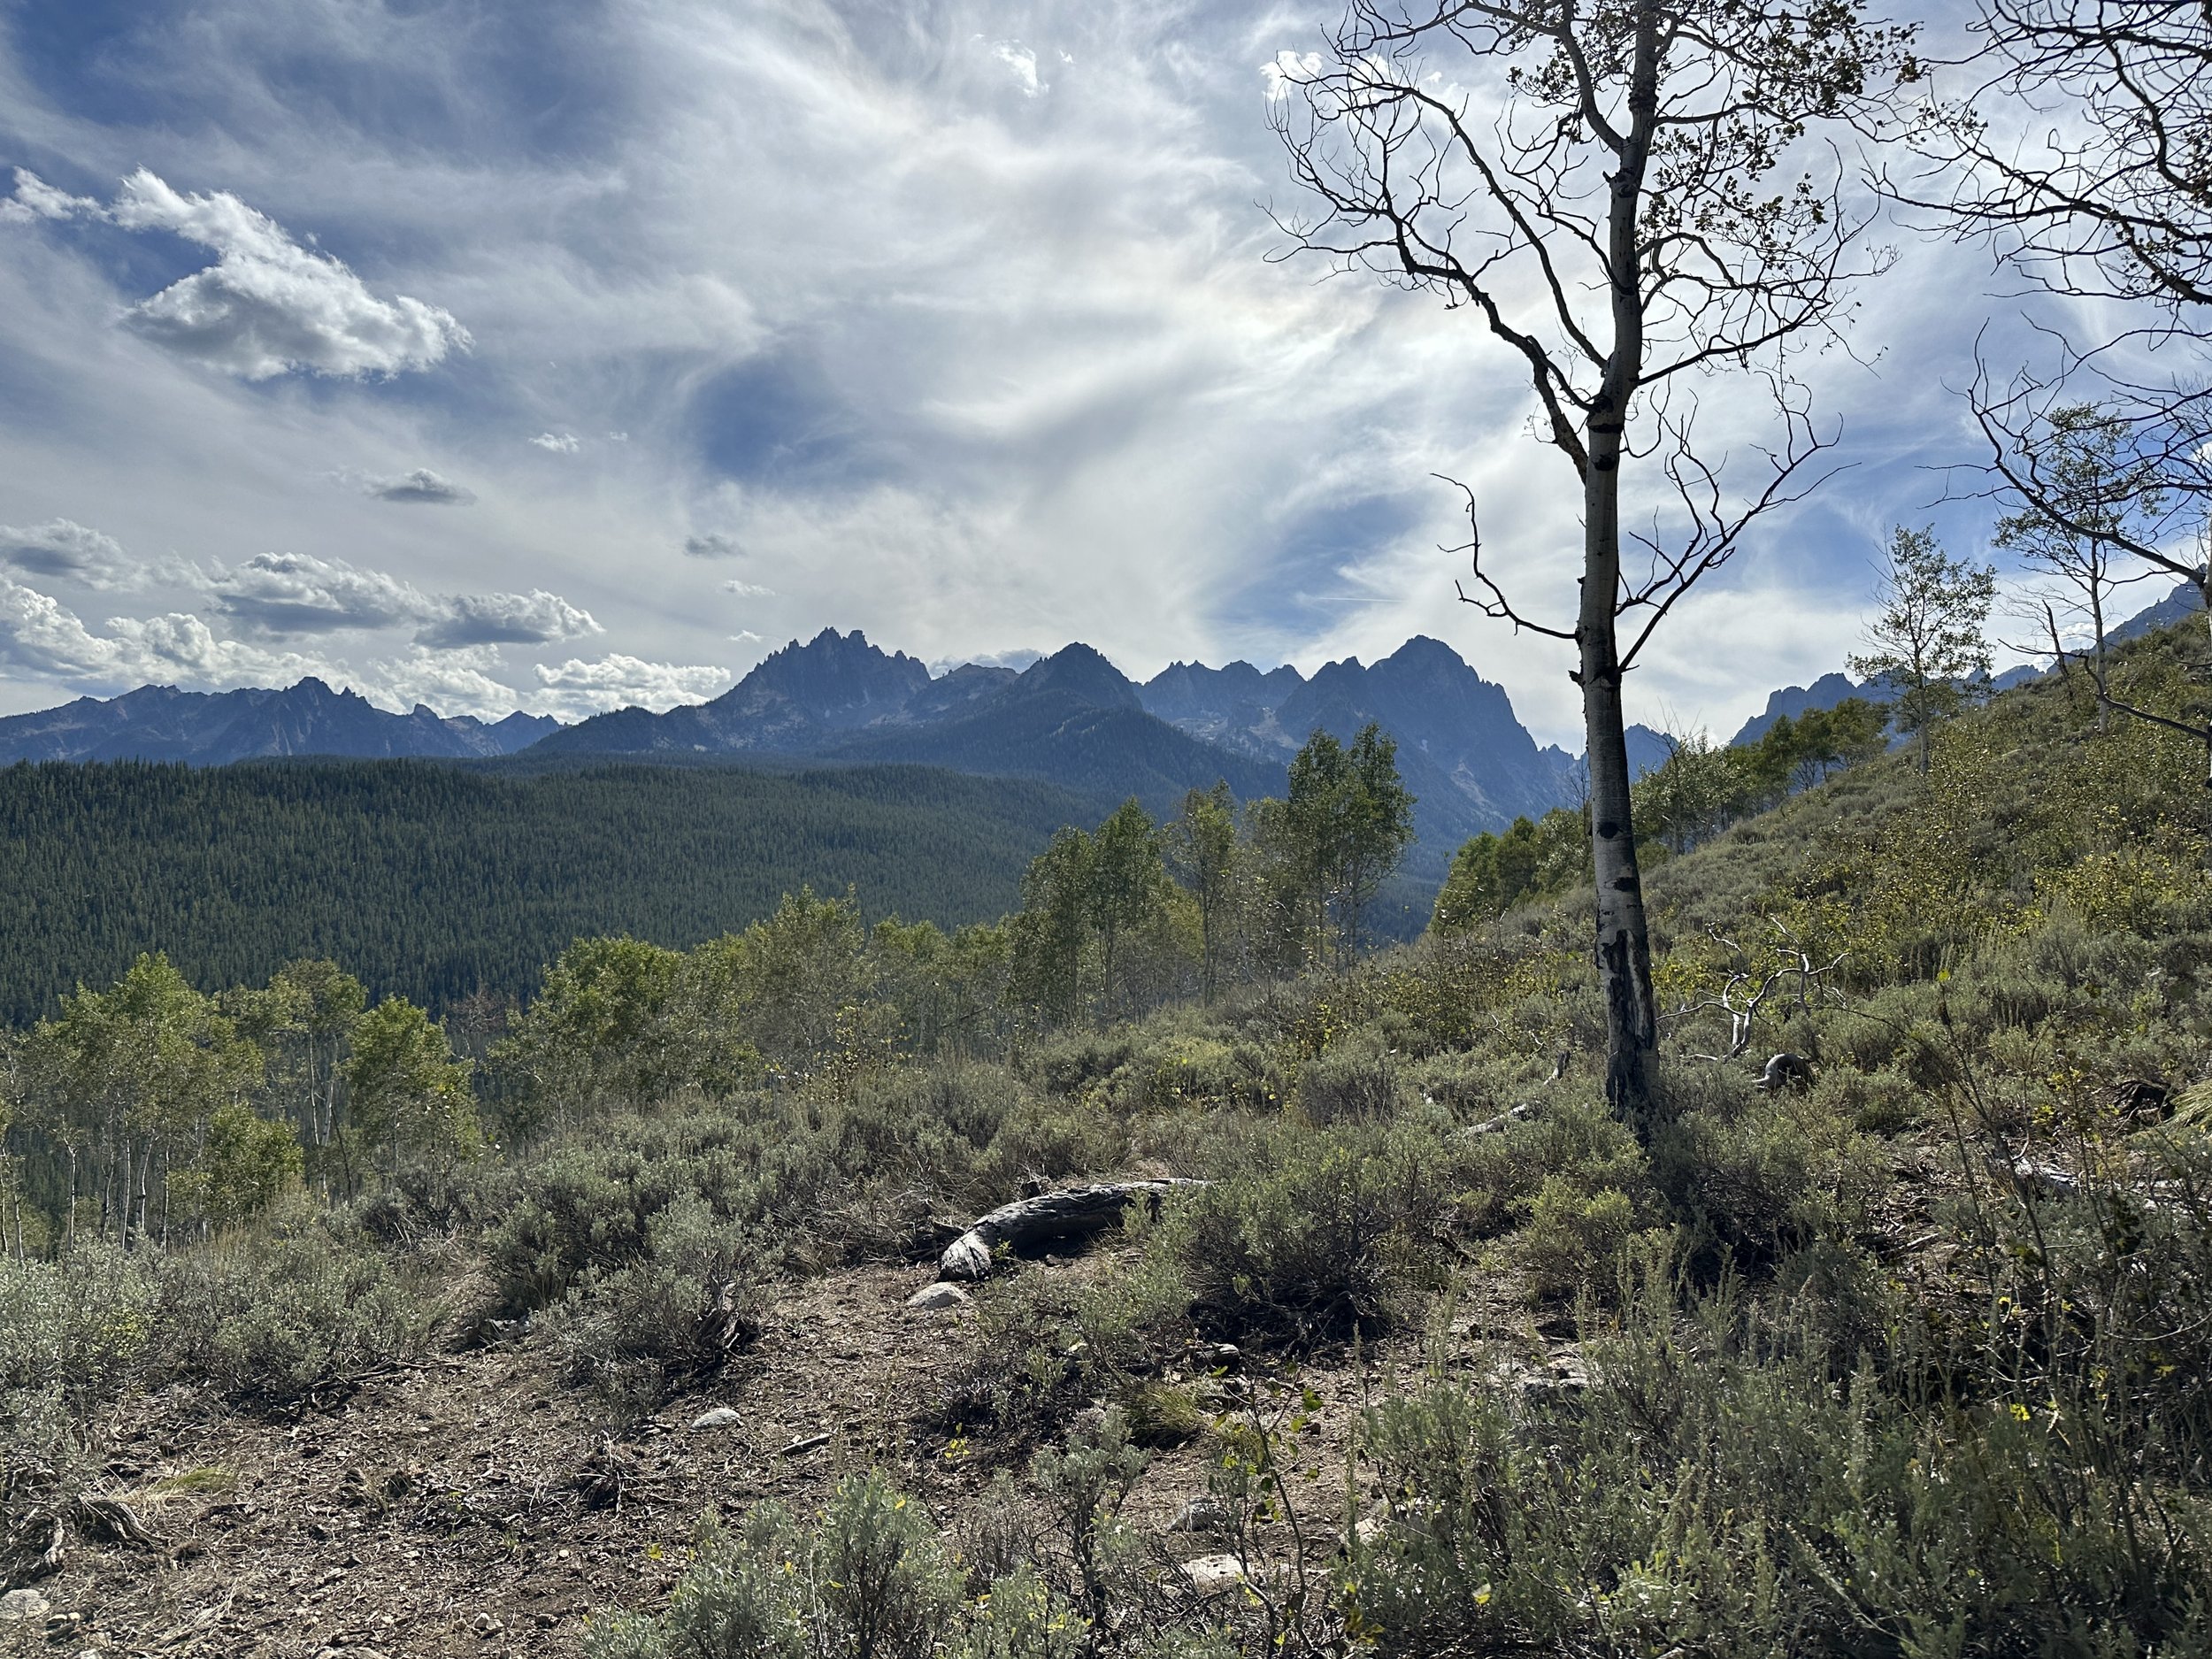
(40, 1250, 1563, 1659)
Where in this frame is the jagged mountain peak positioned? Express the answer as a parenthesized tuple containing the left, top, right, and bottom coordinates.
(0, 678, 560, 764)
(1010, 642, 1142, 710)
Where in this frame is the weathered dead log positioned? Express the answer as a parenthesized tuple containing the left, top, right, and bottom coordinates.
(939, 1180, 1203, 1281)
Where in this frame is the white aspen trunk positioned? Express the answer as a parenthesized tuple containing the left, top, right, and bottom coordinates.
(1580, 0, 1663, 1126)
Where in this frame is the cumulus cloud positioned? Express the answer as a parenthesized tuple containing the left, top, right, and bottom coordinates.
(0, 575, 320, 691)
(529, 432, 580, 453)
(185, 551, 597, 652)
(3, 168, 469, 379)
(363, 468, 475, 505)
(202, 551, 431, 636)
(417, 589, 601, 649)
(1261, 51, 1323, 101)
(364, 644, 524, 719)
(530, 653, 730, 718)
(684, 533, 744, 559)
(720, 579, 773, 596)
(0, 518, 134, 588)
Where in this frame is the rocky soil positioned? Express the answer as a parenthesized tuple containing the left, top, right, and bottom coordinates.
(14, 1245, 1571, 1659)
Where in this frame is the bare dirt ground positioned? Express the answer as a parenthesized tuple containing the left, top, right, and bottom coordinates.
(24, 1248, 1556, 1659)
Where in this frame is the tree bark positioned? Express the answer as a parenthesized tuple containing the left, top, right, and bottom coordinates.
(938, 1179, 1205, 1281)
(1580, 0, 1663, 1128)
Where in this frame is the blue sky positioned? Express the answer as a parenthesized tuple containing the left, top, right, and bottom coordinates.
(0, 0, 2131, 743)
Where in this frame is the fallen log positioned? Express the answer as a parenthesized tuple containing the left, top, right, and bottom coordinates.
(939, 1179, 1204, 1281)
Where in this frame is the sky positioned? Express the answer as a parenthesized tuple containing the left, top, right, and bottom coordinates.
(0, 0, 2140, 744)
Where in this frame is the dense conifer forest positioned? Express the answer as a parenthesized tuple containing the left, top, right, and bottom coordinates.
(0, 759, 1102, 1023)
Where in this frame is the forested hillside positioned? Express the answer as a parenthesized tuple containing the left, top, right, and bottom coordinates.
(0, 758, 1101, 1022)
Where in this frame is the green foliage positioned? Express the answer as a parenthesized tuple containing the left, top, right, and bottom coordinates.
(1850, 524, 1998, 771)
(173, 1100, 303, 1232)
(0, 1247, 157, 1405)
(541, 1191, 763, 1407)
(341, 995, 480, 1186)
(1156, 1128, 1448, 1343)
(1433, 704, 1889, 933)
(1346, 1273, 2212, 1656)
(0, 757, 1095, 1025)
(495, 936, 691, 1126)
(157, 1218, 439, 1409)
(1285, 723, 1417, 962)
(1432, 807, 1590, 931)
(224, 956, 365, 1148)
(586, 1471, 960, 1659)
(1164, 782, 1240, 1002)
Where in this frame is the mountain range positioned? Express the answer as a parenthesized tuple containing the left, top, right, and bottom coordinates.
(0, 679, 557, 765)
(15, 576, 2185, 867)
(534, 630, 1564, 870)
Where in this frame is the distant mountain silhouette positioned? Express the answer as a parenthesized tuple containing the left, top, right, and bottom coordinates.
(0, 680, 557, 765)
(534, 633, 1284, 811)
(532, 628, 933, 757)
(1140, 637, 1572, 866)
(2110, 578, 2204, 645)
(1728, 672, 1893, 748)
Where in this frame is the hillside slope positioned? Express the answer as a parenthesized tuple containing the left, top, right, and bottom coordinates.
(0, 759, 1098, 1021)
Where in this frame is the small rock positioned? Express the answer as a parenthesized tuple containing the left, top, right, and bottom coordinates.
(0, 1590, 50, 1623)
(1170, 1498, 1233, 1533)
(689, 1407, 741, 1430)
(905, 1282, 972, 1312)
(1179, 1554, 1250, 1592)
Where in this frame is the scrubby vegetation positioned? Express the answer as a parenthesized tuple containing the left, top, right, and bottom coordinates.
(6, 624, 2212, 1654)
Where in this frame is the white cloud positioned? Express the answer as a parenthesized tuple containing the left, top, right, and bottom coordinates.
(529, 653, 730, 718)
(1261, 52, 1323, 101)
(0, 168, 102, 223)
(0, 518, 134, 588)
(107, 170, 466, 379)
(530, 432, 580, 453)
(199, 550, 432, 636)
(417, 589, 601, 649)
(363, 644, 522, 718)
(183, 551, 598, 653)
(720, 579, 774, 596)
(362, 467, 475, 504)
(990, 41, 1044, 96)
(0, 575, 322, 691)
(3, 168, 467, 379)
